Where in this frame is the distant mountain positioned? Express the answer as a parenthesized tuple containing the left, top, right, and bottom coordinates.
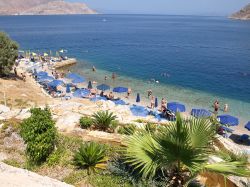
(230, 4, 250, 20)
(0, 0, 97, 15)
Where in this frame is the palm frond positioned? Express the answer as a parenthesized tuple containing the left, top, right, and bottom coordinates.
(124, 131, 161, 178)
(204, 161, 250, 177)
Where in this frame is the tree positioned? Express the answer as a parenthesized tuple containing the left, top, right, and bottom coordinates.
(20, 107, 57, 164)
(0, 32, 18, 76)
(124, 114, 250, 186)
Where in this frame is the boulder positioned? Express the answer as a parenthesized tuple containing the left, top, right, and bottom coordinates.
(0, 162, 73, 187)
(56, 111, 81, 132)
(0, 105, 10, 114)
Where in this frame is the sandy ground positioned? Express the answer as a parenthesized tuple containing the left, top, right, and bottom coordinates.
(0, 72, 54, 109)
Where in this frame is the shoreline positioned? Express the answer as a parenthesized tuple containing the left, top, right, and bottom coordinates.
(16, 57, 249, 136)
(67, 61, 250, 133)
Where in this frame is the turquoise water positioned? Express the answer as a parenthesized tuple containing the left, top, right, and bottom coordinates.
(0, 15, 249, 128)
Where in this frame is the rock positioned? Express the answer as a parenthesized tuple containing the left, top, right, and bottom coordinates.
(0, 162, 73, 187)
(3, 132, 26, 152)
(0, 109, 21, 120)
(15, 108, 31, 120)
(56, 111, 81, 132)
(0, 153, 8, 162)
(228, 176, 250, 187)
(0, 105, 10, 114)
(230, 3, 250, 20)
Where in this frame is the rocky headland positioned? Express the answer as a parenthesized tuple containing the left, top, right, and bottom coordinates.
(0, 0, 97, 15)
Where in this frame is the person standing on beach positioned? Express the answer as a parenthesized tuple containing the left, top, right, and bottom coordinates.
(112, 73, 116, 80)
(92, 66, 96, 72)
(126, 88, 132, 98)
(14, 67, 17, 76)
(214, 100, 219, 113)
(224, 104, 229, 112)
(150, 96, 155, 109)
(147, 89, 152, 98)
(161, 98, 167, 112)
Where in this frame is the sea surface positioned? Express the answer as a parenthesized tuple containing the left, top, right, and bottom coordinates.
(0, 15, 250, 129)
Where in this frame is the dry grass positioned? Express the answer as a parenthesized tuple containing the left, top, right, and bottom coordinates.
(0, 76, 53, 109)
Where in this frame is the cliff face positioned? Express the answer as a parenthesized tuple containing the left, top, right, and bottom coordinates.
(0, 0, 97, 15)
(230, 4, 250, 20)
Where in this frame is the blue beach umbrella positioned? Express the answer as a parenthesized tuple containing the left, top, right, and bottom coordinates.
(88, 81, 93, 89)
(73, 89, 90, 98)
(136, 93, 140, 103)
(72, 77, 85, 84)
(217, 115, 239, 126)
(130, 105, 149, 117)
(191, 109, 212, 118)
(113, 99, 126, 105)
(97, 84, 110, 91)
(245, 121, 250, 131)
(66, 84, 71, 93)
(155, 97, 158, 108)
(167, 102, 186, 113)
(47, 80, 64, 88)
(113, 87, 128, 93)
(37, 71, 48, 77)
(37, 75, 54, 82)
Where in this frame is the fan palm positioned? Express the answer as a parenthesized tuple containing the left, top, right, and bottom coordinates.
(124, 113, 250, 186)
(92, 110, 117, 131)
(73, 142, 108, 175)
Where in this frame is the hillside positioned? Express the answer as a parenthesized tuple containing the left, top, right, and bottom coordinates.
(0, 0, 97, 15)
(230, 3, 250, 20)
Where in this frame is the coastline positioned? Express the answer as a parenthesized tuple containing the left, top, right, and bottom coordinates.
(68, 61, 250, 133)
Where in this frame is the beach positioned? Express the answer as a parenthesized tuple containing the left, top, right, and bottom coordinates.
(0, 57, 247, 152)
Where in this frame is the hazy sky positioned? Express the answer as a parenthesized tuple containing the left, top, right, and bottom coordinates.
(68, 0, 250, 16)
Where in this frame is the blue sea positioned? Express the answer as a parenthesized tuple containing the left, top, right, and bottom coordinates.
(0, 15, 250, 128)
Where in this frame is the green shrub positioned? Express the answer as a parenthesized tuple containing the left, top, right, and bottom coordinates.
(92, 111, 117, 132)
(80, 116, 93, 129)
(110, 120, 119, 131)
(117, 124, 137, 135)
(73, 142, 108, 175)
(20, 107, 57, 164)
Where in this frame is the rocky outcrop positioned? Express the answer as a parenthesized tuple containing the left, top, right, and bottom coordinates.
(0, 162, 73, 187)
(0, 0, 97, 15)
(230, 4, 250, 20)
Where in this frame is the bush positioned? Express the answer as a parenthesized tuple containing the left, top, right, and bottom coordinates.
(0, 32, 19, 76)
(80, 116, 93, 129)
(20, 107, 57, 164)
(117, 124, 137, 135)
(73, 142, 108, 175)
(92, 111, 117, 132)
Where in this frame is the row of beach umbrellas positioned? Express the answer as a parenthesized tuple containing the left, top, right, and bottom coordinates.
(36, 71, 250, 132)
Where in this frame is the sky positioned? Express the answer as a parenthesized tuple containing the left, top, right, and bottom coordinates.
(68, 0, 250, 16)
